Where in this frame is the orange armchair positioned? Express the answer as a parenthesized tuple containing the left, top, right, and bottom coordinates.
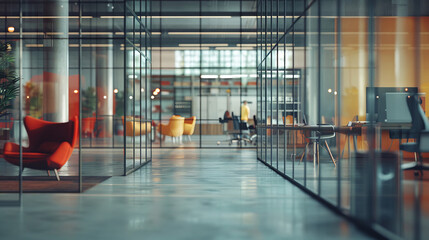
(158, 115, 185, 143)
(82, 117, 96, 138)
(183, 116, 196, 141)
(122, 116, 152, 137)
(3, 116, 78, 181)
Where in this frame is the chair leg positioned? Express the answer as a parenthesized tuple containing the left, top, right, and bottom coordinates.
(313, 142, 317, 167)
(54, 169, 60, 181)
(47, 170, 51, 176)
(299, 142, 309, 163)
(316, 142, 320, 165)
(324, 140, 337, 167)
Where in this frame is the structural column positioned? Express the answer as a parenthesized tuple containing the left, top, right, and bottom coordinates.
(95, 43, 114, 137)
(42, 0, 69, 122)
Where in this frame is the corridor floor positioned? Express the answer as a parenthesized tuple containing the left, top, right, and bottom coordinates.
(0, 149, 373, 240)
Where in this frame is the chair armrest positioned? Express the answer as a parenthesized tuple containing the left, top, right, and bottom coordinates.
(46, 142, 72, 169)
(3, 142, 20, 154)
(3, 142, 30, 154)
(419, 131, 429, 152)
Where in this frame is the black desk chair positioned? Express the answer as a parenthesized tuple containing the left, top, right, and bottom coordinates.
(400, 95, 429, 175)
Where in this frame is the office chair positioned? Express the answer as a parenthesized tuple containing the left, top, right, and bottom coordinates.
(400, 95, 429, 175)
(299, 115, 336, 167)
(247, 115, 257, 145)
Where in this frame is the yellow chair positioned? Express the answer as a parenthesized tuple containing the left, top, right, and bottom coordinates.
(158, 115, 185, 143)
(122, 116, 151, 137)
(183, 116, 196, 142)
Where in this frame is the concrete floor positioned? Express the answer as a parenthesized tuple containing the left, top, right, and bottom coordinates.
(0, 149, 373, 240)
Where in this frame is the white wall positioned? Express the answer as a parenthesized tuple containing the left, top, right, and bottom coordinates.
(193, 96, 257, 120)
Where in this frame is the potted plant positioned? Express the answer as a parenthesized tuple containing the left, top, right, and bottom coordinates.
(0, 42, 19, 140)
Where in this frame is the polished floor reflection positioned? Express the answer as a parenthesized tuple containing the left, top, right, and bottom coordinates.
(0, 149, 372, 239)
(0, 149, 368, 239)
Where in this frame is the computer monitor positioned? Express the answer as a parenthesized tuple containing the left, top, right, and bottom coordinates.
(366, 87, 418, 122)
(385, 93, 412, 123)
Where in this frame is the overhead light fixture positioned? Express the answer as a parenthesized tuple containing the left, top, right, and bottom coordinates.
(7, 26, 14, 33)
(179, 43, 228, 47)
(219, 74, 248, 79)
(200, 75, 218, 79)
(0, 16, 93, 19)
(284, 75, 301, 79)
(100, 16, 124, 19)
(114, 89, 119, 94)
(168, 32, 257, 35)
(150, 16, 232, 19)
(151, 47, 210, 50)
(215, 47, 254, 50)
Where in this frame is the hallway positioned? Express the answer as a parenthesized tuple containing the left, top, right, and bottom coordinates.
(0, 149, 372, 239)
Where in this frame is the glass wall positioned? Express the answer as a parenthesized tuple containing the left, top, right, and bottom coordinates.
(0, 0, 152, 200)
(151, 0, 257, 148)
(257, 0, 429, 239)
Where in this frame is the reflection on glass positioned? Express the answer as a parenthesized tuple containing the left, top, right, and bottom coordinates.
(257, 0, 429, 239)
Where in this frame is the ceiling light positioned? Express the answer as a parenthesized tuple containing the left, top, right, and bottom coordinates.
(179, 43, 228, 47)
(215, 47, 254, 50)
(220, 75, 248, 79)
(151, 16, 231, 19)
(201, 75, 218, 79)
(168, 32, 257, 35)
(7, 26, 14, 33)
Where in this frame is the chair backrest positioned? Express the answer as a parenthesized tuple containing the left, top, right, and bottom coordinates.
(253, 115, 258, 126)
(24, 116, 79, 151)
(407, 95, 429, 135)
(184, 116, 196, 125)
(168, 115, 185, 136)
(184, 116, 196, 135)
(232, 116, 240, 130)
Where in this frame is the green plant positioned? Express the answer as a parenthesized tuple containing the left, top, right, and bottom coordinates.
(0, 42, 19, 118)
(82, 87, 96, 116)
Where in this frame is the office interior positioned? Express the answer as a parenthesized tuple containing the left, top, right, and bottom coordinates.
(257, 0, 429, 239)
(0, 0, 152, 195)
(0, 0, 428, 239)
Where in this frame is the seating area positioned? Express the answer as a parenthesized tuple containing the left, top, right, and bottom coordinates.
(158, 115, 196, 143)
(122, 116, 152, 137)
(3, 116, 78, 181)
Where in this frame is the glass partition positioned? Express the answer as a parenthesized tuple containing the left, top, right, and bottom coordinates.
(151, 0, 257, 149)
(257, 0, 429, 238)
(0, 0, 21, 204)
(0, 0, 152, 198)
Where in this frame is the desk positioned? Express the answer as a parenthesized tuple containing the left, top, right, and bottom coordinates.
(259, 124, 362, 161)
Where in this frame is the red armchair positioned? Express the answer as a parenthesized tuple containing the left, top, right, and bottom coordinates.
(3, 116, 78, 181)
